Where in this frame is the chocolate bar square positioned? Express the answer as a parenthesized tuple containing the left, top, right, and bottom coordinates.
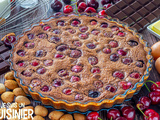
(0, 45, 10, 54)
(131, 1, 142, 10)
(115, 11, 127, 20)
(131, 24, 142, 31)
(138, 7, 149, 17)
(138, 19, 149, 28)
(130, 13, 142, 22)
(116, 0, 127, 9)
(1, 51, 10, 60)
(123, 0, 134, 4)
(123, 17, 135, 26)
(108, 5, 120, 14)
(145, 14, 156, 22)
(152, 0, 160, 6)
(138, 0, 150, 5)
(123, 6, 135, 16)
(152, 8, 160, 17)
(145, 2, 156, 12)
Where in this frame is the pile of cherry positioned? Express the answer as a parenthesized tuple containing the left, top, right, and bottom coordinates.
(86, 81, 160, 120)
(51, 0, 119, 15)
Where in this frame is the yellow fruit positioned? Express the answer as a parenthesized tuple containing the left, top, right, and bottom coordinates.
(49, 111, 64, 120)
(35, 105, 48, 117)
(1, 91, 14, 103)
(151, 41, 160, 60)
(4, 80, 19, 90)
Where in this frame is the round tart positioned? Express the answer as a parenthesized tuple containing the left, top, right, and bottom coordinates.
(11, 13, 152, 112)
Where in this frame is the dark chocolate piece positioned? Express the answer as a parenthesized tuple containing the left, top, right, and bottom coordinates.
(0, 57, 3, 63)
(115, 11, 127, 20)
(0, 61, 10, 75)
(131, 1, 142, 10)
(152, 8, 160, 17)
(131, 24, 142, 31)
(138, 7, 149, 17)
(1, 51, 10, 60)
(145, 2, 156, 12)
(138, 19, 149, 28)
(123, 17, 135, 26)
(138, 0, 150, 5)
(123, 6, 134, 16)
(116, 0, 127, 9)
(108, 5, 120, 14)
(130, 13, 142, 22)
(123, 0, 134, 4)
(152, 0, 160, 6)
(0, 45, 10, 54)
(145, 14, 156, 22)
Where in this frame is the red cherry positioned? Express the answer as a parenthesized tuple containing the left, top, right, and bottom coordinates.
(109, 41, 118, 48)
(78, 2, 87, 13)
(119, 81, 132, 90)
(118, 49, 127, 56)
(4, 36, 16, 47)
(115, 117, 127, 120)
(117, 32, 125, 37)
(143, 109, 160, 120)
(43, 26, 51, 31)
(150, 81, 160, 92)
(121, 106, 135, 120)
(41, 85, 50, 92)
(31, 61, 39, 66)
(63, 5, 73, 13)
(103, 48, 111, 54)
(113, 71, 124, 79)
(55, 54, 65, 59)
(136, 96, 151, 111)
(107, 108, 121, 120)
(70, 76, 80, 82)
(84, 7, 96, 13)
(149, 91, 160, 105)
(130, 72, 140, 79)
(87, 112, 101, 120)
(103, 3, 112, 10)
(71, 65, 83, 73)
(98, 10, 107, 15)
(63, 88, 72, 95)
(90, 20, 97, 25)
(87, 0, 99, 10)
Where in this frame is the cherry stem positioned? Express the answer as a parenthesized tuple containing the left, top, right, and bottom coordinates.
(110, 117, 113, 120)
(69, 2, 76, 6)
(98, 117, 102, 120)
(144, 83, 150, 93)
(137, 104, 148, 119)
(144, 80, 159, 92)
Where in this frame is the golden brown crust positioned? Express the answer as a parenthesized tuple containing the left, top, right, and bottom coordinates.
(12, 15, 148, 103)
(1, 33, 15, 41)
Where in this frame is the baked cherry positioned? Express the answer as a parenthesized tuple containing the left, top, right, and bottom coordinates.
(88, 56, 98, 65)
(55, 54, 65, 59)
(136, 60, 144, 68)
(122, 58, 133, 65)
(4, 36, 16, 48)
(103, 3, 112, 10)
(143, 109, 160, 120)
(53, 29, 60, 34)
(70, 76, 80, 82)
(44, 60, 53, 66)
(71, 65, 83, 73)
(78, 2, 87, 13)
(22, 69, 33, 77)
(63, 5, 73, 14)
(87, 112, 101, 120)
(130, 72, 140, 79)
(111, 26, 119, 31)
(128, 40, 138, 46)
(43, 26, 51, 31)
(91, 67, 101, 74)
(37, 67, 46, 74)
(118, 49, 127, 56)
(121, 106, 135, 120)
(79, 33, 88, 39)
(27, 34, 34, 40)
(57, 21, 65, 26)
(56, 44, 68, 52)
(53, 78, 63, 87)
(136, 96, 151, 111)
(149, 91, 160, 105)
(75, 94, 83, 100)
(117, 31, 125, 37)
(37, 33, 48, 39)
(106, 85, 117, 92)
(49, 36, 60, 44)
(90, 20, 97, 25)
(84, 7, 96, 13)
(79, 26, 88, 32)
(63, 88, 72, 95)
(87, 0, 99, 9)
(101, 0, 111, 5)
(98, 10, 107, 16)
(24, 42, 35, 49)
(113, 71, 124, 79)
(58, 69, 69, 77)
(91, 29, 100, 35)
(94, 80, 103, 89)
(103, 48, 111, 54)
(62, 0, 71, 4)
(17, 61, 25, 67)
(71, 19, 80, 27)
(31, 60, 39, 66)
(41, 85, 50, 92)
(119, 81, 132, 90)
(73, 40, 82, 47)
(107, 108, 121, 120)
(88, 90, 100, 98)
(151, 81, 160, 92)
(17, 50, 25, 57)
(110, 54, 119, 62)
(35, 50, 46, 57)
(87, 43, 96, 49)
(67, 28, 76, 34)
(30, 78, 41, 87)
(51, 0, 62, 12)
(109, 40, 118, 48)
(101, 23, 108, 28)
(70, 50, 82, 58)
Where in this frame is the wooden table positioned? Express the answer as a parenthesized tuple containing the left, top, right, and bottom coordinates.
(0, 2, 160, 120)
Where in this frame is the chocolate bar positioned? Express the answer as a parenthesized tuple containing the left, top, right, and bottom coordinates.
(0, 42, 10, 75)
(106, 0, 160, 31)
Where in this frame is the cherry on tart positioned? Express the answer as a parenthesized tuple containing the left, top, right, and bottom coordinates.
(11, 15, 149, 107)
